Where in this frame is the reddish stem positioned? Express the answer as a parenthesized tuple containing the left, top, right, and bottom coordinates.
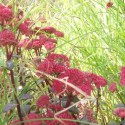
(71, 113, 77, 119)
(34, 49, 38, 56)
(120, 118, 124, 125)
(65, 94, 73, 107)
(5, 46, 9, 60)
(5, 45, 15, 60)
(10, 70, 17, 91)
(9, 46, 16, 58)
(10, 69, 24, 125)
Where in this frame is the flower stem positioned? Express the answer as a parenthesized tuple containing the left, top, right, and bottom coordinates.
(65, 93, 73, 107)
(96, 88, 101, 119)
(10, 69, 24, 125)
(120, 118, 124, 125)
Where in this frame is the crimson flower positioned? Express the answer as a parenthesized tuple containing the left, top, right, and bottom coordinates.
(54, 31, 64, 37)
(0, 4, 13, 22)
(24, 113, 42, 125)
(0, 29, 16, 46)
(42, 26, 56, 33)
(19, 23, 30, 36)
(106, 1, 113, 9)
(36, 59, 54, 78)
(114, 107, 125, 118)
(36, 95, 50, 108)
(109, 82, 117, 93)
(120, 66, 125, 87)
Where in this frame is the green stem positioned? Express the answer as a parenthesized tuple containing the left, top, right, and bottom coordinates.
(117, 90, 125, 105)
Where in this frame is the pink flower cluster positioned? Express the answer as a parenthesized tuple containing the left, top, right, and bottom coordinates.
(120, 66, 125, 86)
(45, 110, 78, 125)
(11, 109, 78, 125)
(84, 108, 98, 123)
(19, 23, 30, 36)
(10, 113, 42, 125)
(0, 29, 16, 46)
(36, 95, 50, 108)
(52, 69, 107, 95)
(37, 53, 70, 77)
(106, 1, 113, 9)
(114, 107, 125, 118)
(109, 82, 117, 93)
(0, 4, 13, 23)
(0, 4, 64, 53)
(37, 53, 107, 95)
(18, 24, 64, 51)
(19, 28, 63, 51)
(42, 26, 64, 37)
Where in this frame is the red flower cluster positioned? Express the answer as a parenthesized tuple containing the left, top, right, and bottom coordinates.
(19, 23, 30, 36)
(42, 26, 56, 33)
(37, 59, 54, 77)
(48, 103, 63, 112)
(0, 29, 16, 46)
(47, 54, 69, 66)
(36, 95, 50, 108)
(78, 83, 93, 95)
(0, 4, 64, 55)
(54, 31, 64, 37)
(91, 74, 107, 88)
(44, 39, 56, 50)
(19, 35, 46, 49)
(24, 113, 42, 125)
(109, 82, 117, 93)
(37, 54, 70, 77)
(47, 53, 69, 73)
(120, 66, 125, 86)
(42, 26, 64, 37)
(11, 110, 79, 125)
(55, 111, 78, 125)
(18, 38, 31, 49)
(83, 108, 98, 123)
(19, 35, 58, 51)
(52, 68, 107, 95)
(0, 4, 13, 23)
(10, 113, 42, 125)
(46, 111, 78, 125)
(114, 107, 125, 118)
(106, 1, 113, 9)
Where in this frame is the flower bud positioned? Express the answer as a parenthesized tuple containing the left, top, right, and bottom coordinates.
(6, 60, 14, 70)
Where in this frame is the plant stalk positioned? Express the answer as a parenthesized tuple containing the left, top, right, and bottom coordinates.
(96, 88, 100, 119)
(10, 69, 24, 125)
